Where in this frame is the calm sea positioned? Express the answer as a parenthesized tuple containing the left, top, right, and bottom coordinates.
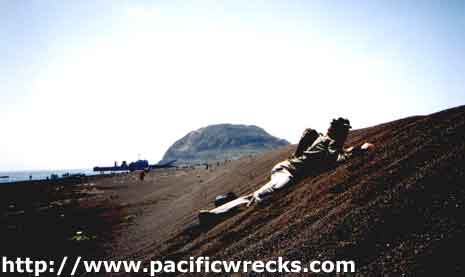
(0, 169, 99, 184)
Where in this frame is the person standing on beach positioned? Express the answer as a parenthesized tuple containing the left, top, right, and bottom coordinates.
(199, 118, 375, 225)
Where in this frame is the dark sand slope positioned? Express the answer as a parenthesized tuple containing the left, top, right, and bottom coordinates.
(144, 105, 465, 276)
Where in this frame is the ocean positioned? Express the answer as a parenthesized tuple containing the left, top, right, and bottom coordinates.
(0, 169, 100, 184)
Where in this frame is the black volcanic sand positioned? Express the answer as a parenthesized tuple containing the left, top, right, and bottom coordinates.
(1, 105, 465, 276)
(0, 175, 125, 275)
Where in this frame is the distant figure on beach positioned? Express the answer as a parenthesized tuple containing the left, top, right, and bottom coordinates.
(29, 175, 32, 181)
(139, 171, 145, 181)
(199, 118, 375, 225)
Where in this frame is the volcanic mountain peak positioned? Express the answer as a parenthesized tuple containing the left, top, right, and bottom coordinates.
(159, 123, 289, 164)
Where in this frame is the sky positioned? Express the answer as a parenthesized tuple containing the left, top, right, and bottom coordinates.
(0, 0, 464, 171)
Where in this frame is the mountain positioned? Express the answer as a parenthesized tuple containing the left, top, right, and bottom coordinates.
(159, 124, 289, 164)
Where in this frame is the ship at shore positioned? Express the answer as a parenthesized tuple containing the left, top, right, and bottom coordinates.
(93, 159, 176, 173)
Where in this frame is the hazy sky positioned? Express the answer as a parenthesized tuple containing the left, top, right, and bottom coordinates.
(1, 0, 464, 171)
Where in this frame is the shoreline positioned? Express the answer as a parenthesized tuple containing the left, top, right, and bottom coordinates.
(0, 170, 116, 185)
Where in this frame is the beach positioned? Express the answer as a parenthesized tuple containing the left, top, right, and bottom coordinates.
(0, 175, 118, 266)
